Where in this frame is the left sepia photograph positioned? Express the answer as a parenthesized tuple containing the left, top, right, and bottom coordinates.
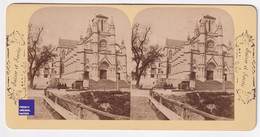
(27, 7, 131, 120)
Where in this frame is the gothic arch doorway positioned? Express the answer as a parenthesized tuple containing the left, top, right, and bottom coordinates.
(190, 66, 197, 80)
(206, 62, 216, 80)
(99, 61, 109, 79)
(84, 66, 90, 79)
(224, 68, 228, 81)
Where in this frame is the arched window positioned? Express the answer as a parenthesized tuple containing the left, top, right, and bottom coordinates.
(101, 20, 104, 31)
(99, 40, 107, 50)
(168, 64, 171, 74)
(209, 21, 211, 32)
(62, 50, 65, 60)
(169, 50, 172, 60)
(206, 40, 215, 51)
(206, 62, 216, 80)
(61, 64, 64, 74)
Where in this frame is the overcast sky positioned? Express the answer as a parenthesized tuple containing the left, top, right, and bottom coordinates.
(30, 7, 234, 74)
(133, 7, 234, 47)
(30, 7, 131, 46)
(30, 7, 132, 73)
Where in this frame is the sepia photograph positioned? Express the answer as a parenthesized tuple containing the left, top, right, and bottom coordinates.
(4, 3, 258, 132)
(27, 7, 131, 120)
(26, 6, 236, 121)
(27, 7, 235, 121)
(3, 2, 259, 133)
(130, 8, 234, 120)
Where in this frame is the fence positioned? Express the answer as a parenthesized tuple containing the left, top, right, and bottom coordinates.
(44, 89, 130, 120)
(149, 90, 232, 120)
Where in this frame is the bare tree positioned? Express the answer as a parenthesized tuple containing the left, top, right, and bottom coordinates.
(131, 23, 163, 88)
(28, 24, 56, 88)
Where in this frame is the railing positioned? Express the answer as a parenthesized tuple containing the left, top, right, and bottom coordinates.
(149, 90, 232, 120)
(44, 89, 130, 120)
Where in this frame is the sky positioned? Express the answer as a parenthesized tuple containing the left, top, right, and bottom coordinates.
(30, 7, 131, 46)
(133, 7, 234, 47)
(29, 7, 132, 73)
(30, 7, 234, 74)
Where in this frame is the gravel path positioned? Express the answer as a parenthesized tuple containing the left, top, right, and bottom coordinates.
(131, 89, 167, 120)
(27, 89, 63, 120)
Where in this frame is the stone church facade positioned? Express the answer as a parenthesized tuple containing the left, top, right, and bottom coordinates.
(52, 14, 127, 88)
(159, 15, 234, 87)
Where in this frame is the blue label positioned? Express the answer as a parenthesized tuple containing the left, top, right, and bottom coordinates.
(19, 100, 35, 116)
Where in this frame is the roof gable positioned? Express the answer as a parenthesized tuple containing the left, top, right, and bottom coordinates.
(59, 38, 78, 47)
(203, 14, 216, 20)
(165, 38, 185, 49)
(96, 14, 109, 19)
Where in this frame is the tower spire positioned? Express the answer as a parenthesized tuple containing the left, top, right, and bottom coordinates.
(195, 21, 199, 30)
(218, 17, 222, 28)
(80, 31, 83, 40)
(187, 32, 190, 41)
(217, 17, 223, 36)
(87, 20, 92, 36)
(88, 20, 91, 29)
(200, 16, 206, 33)
(110, 16, 115, 35)
(110, 16, 114, 26)
(228, 39, 232, 47)
(194, 21, 199, 35)
(121, 38, 125, 45)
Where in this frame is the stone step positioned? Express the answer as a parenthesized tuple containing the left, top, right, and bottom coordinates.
(89, 79, 130, 90)
(195, 80, 234, 90)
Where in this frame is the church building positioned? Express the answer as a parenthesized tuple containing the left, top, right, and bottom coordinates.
(52, 14, 127, 88)
(160, 15, 234, 88)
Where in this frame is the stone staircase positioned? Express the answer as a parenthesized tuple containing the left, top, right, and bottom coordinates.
(195, 80, 234, 90)
(89, 79, 130, 90)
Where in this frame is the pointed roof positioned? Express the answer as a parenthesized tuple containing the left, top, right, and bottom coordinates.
(121, 39, 125, 45)
(218, 18, 222, 27)
(206, 57, 219, 67)
(200, 17, 206, 24)
(96, 14, 108, 19)
(203, 14, 216, 20)
(99, 56, 112, 66)
(59, 38, 78, 47)
(228, 39, 232, 46)
(87, 20, 92, 29)
(195, 21, 199, 30)
(165, 38, 185, 49)
(187, 32, 190, 40)
(110, 16, 114, 26)
(115, 43, 126, 50)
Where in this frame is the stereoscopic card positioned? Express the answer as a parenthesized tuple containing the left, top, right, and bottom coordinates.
(5, 4, 257, 131)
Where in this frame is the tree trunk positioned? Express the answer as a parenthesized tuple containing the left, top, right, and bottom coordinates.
(29, 74, 35, 89)
(135, 74, 142, 89)
(136, 78, 140, 88)
(30, 77, 34, 89)
(135, 62, 140, 88)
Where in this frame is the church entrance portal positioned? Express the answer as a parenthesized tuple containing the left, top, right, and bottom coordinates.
(224, 74, 227, 81)
(206, 71, 214, 80)
(206, 62, 216, 81)
(100, 70, 107, 79)
(99, 61, 109, 80)
(190, 72, 196, 80)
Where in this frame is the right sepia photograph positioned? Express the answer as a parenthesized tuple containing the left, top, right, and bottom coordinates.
(130, 8, 234, 120)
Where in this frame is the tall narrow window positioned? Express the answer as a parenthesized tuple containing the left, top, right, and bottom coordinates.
(169, 50, 172, 60)
(84, 71, 89, 79)
(101, 20, 103, 31)
(62, 50, 65, 60)
(168, 64, 171, 74)
(61, 64, 64, 74)
(209, 21, 211, 32)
